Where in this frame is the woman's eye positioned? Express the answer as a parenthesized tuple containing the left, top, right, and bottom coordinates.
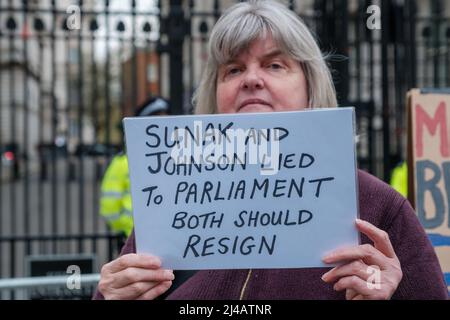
(268, 63, 283, 70)
(228, 67, 241, 75)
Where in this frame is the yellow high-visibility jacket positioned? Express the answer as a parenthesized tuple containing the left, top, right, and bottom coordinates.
(100, 154, 133, 236)
(390, 161, 408, 198)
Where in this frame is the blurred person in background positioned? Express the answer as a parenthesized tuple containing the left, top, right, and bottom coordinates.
(99, 96, 170, 237)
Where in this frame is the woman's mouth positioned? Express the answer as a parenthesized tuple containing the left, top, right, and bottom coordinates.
(238, 99, 272, 112)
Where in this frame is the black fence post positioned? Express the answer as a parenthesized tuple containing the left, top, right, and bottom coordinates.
(334, 0, 349, 105)
(431, 0, 442, 87)
(381, 0, 391, 181)
(408, 1, 417, 89)
(314, 0, 349, 105)
(168, 0, 186, 115)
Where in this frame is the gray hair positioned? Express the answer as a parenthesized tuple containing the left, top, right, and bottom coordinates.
(193, 0, 337, 114)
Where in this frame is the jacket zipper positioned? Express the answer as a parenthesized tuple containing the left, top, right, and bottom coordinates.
(239, 269, 253, 300)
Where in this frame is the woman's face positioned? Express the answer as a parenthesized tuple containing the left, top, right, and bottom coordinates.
(216, 36, 309, 114)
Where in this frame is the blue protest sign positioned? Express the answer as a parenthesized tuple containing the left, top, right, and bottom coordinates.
(123, 108, 359, 270)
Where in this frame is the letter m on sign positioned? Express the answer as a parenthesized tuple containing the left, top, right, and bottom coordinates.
(415, 102, 449, 158)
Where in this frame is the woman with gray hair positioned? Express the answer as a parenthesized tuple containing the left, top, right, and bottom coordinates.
(94, 0, 447, 300)
(193, 0, 337, 114)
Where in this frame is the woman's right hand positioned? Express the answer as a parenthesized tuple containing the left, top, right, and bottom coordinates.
(98, 253, 175, 300)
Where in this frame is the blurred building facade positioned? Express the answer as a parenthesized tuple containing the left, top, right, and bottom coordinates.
(0, 0, 99, 163)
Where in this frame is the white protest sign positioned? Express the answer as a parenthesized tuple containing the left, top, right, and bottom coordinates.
(123, 108, 359, 270)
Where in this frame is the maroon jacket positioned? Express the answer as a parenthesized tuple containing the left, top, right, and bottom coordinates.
(94, 170, 448, 299)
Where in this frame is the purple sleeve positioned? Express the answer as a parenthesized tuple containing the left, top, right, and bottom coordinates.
(92, 232, 137, 300)
(388, 200, 448, 299)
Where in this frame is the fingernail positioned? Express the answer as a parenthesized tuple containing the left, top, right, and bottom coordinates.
(321, 272, 329, 281)
(165, 270, 175, 280)
(356, 218, 368, 225)
(150, 257, 162, 267)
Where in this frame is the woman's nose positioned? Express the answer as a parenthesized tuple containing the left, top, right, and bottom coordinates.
(241, 69, 264, 90)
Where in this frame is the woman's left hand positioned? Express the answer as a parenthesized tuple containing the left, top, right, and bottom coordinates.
(321, 219, 403, 300)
